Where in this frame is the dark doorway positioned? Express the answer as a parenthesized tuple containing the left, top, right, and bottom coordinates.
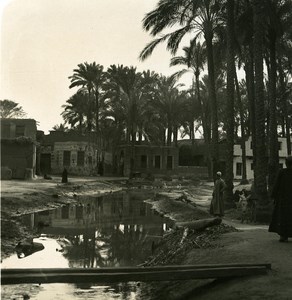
(167, 156, 173, 170)
(40, 153, 51, 174)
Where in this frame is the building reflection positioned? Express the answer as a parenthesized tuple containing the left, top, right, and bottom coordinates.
(20, 191, 173, 268)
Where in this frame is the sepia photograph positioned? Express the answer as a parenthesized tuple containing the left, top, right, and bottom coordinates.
(1, 0, 292, 299)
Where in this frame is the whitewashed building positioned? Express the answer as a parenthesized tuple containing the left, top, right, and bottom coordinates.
(233, 137, 290, 180)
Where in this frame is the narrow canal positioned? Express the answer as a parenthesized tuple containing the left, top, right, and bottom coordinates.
(1, 191, 174, 299)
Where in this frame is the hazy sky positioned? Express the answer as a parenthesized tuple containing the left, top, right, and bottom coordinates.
(1, 0, 192, 133)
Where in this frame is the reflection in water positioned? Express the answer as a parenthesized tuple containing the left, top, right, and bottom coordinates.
(21, 191, 172, 268)
(2, 191, 173, 299)
(1, 282, 141, 300)
(15, 240, 44, 259)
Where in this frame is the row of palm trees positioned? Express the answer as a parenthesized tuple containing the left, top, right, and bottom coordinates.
(58, 62, 244, 152)
(59, 63, 193, 147)
(139, 0, 292, 208)
(56, 0, 292, 212)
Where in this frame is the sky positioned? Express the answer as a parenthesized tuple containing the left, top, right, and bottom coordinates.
(0, 0, 193, 133)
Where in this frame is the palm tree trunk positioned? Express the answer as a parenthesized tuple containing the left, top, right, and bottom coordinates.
(244, 43, 257, 178)
(253, 0, 268, 204)
(225, 0, 235, 206)
(162, 128, 166, 146)
(205, 31, 219, 179)
(267, 33, 279, 190)
(278, 60, 291, 155)
(95, 90, 100, 149)
(173, 126, 178, 147)
(167, 121, 172, 146)
(234, 69, 247, 182)
(196, 72, 212, 178)
(138, 128, 143, 144)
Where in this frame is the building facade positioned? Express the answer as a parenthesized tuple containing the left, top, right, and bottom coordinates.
(1, 118, 37, 179)
(39, 131, 102, 176)
(233, 136, 290, 180)
(115, 144, 179, 177)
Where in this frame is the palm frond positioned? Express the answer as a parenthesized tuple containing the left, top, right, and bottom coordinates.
(169, 69, 190, 82)
(166, 25, 192, 55)
(170, 56, 188, 67)
(139, 35, 170, 61)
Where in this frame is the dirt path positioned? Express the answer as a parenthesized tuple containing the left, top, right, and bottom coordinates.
(147, 184, 292, 300)
(184, 222, 292, 300)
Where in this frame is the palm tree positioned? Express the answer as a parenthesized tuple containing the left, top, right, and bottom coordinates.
(265, 0, 292, 188)
(69, 62, 105, 135)
(106, 65, 142, 143)
(278, 60, 292, 156)
(253, 0, 268, 205)
(61, 91, 94, 132)
(140, 0, 224, 178)
(170, 41, 207, 143)
(151, 76, 186, 146)
(224, 0, 236, 204)
(105, 65, 150, 176)
(52, 123, 68, 132)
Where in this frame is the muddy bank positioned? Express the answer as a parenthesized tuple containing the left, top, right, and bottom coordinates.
(138, 191, 237, 300)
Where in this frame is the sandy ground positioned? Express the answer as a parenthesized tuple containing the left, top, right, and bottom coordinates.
(1, 177, 292, 299)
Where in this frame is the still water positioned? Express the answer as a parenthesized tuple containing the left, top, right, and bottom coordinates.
(1, 191, 174, 299)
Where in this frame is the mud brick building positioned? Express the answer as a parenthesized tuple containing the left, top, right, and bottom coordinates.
(38, 131, 103, 176)
(1, 118, 37, 179)
(115, 144, 179, 177)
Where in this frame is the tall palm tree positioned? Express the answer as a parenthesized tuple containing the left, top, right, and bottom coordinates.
(170, 41, 207, 142)
(265, 0, 292, 188)
(106, 65, 150, 176)
(106, 65, 142, 143)
(151, 76, 186, 146)
(69, 62, 105, 135)
(253, 0, 268, 205)
(224, 0, 236, 204)
(140, 0, 224, 178)
(278, 60, 292, 156)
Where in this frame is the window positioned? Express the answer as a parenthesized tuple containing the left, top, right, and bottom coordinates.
(1, 124, 10, 138)
(251, 163, 254, 171)
(167, 156, 173, 170)
(63, 151, 71, 166)
(77, 151, 85, 166)
(88, 156, 92, 165)
(15, 125, 25, 137)
(236, 162, 242, 176)
(279, 163, 283, 169)
(141, 155, 147, 168)
(61, 205, 69, 219)
(154, 155, 161, 169)
(76, 205, 83, 219)
(278, 142, 282, 150)
(250, 141, 253, 149)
